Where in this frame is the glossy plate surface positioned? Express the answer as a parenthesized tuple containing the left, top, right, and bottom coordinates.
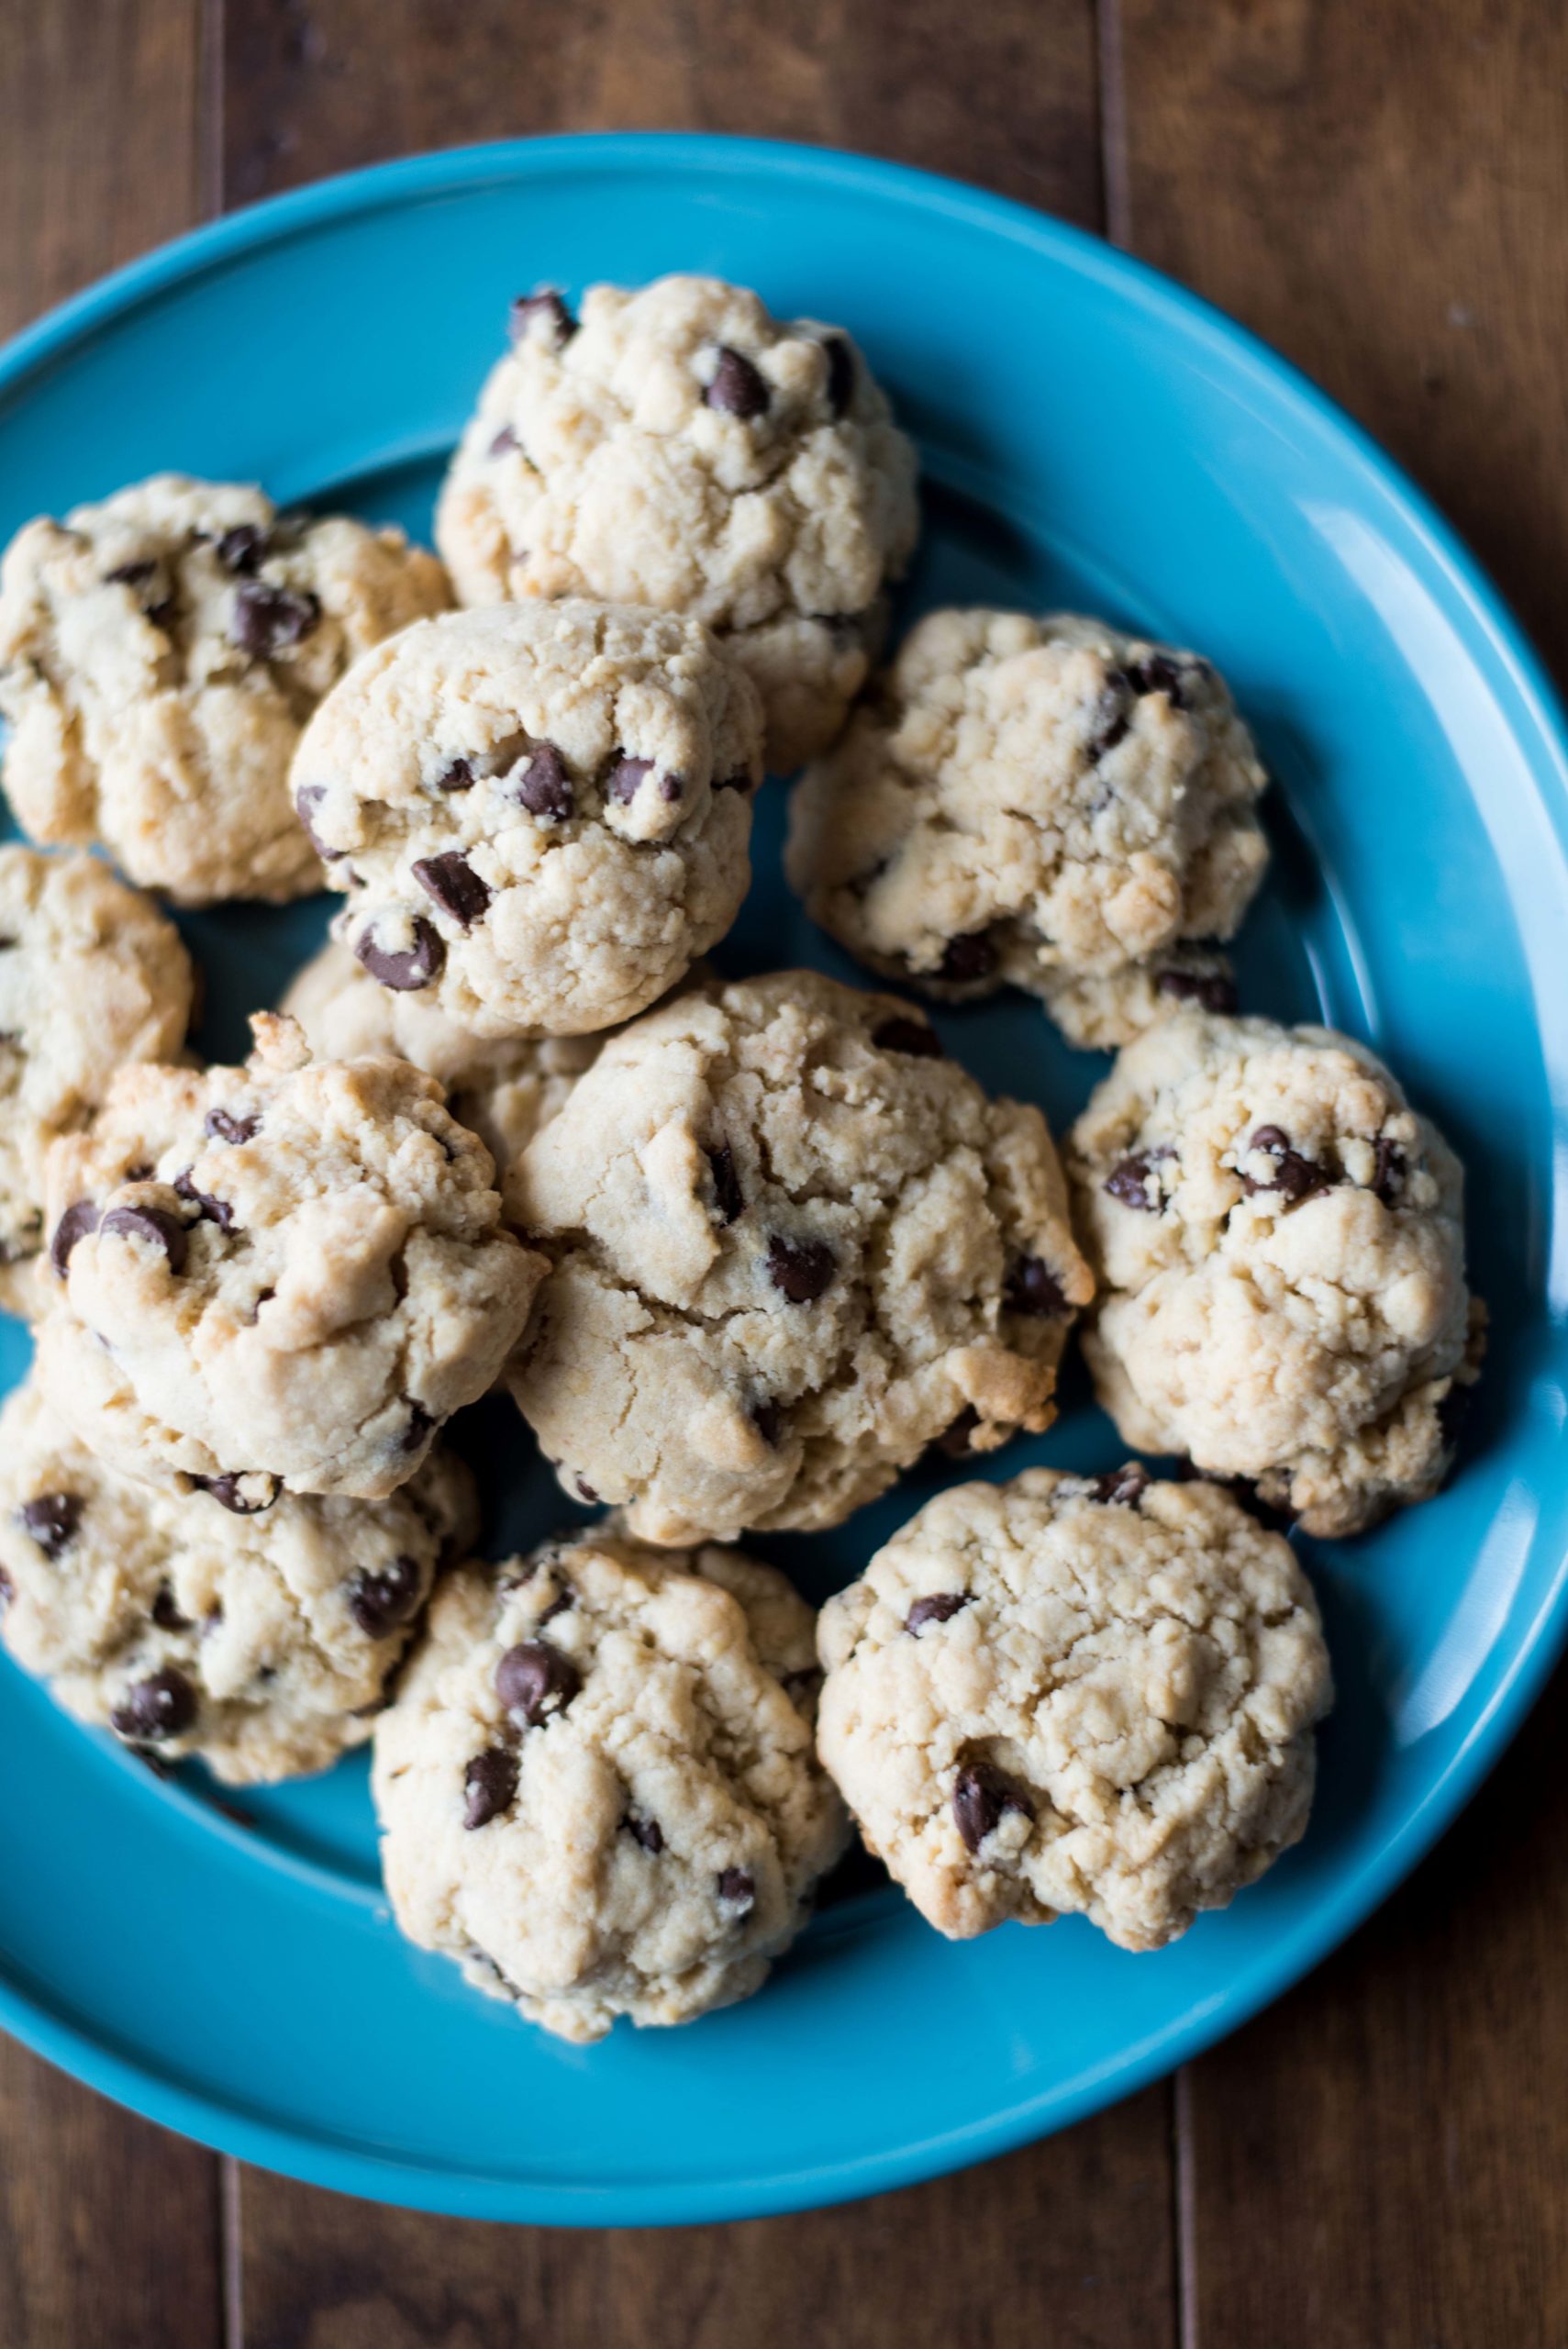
(1, 135, 1565, 2224)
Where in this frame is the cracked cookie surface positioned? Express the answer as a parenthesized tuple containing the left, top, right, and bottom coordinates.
(0, 473, 450, 904)
(0, 847, 195, 1317)
(506, 969, 1092, 1545)
(373, 1525, 847, 2041)
(35, 1011, 546, 1500)
(293, 600, 761, 1038)
(0, 1375, 475, 1783)
(435, 273, 919, 771)
(817, 1467, 1331, 1946)
(785, 607, 1268, 1043)
(1067, 1009, 1483, 1534)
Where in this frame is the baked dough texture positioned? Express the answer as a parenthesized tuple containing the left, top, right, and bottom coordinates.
(435, 274, 920, 771)
(506, 968, 1092, 1544)
(0, 473, 450, 904)
(1067, 1010, 1484, 1534)
(373, 1526, 847, 2041)
(817, 1466, 1331, 1946)
(785, 607, 1268, 1044)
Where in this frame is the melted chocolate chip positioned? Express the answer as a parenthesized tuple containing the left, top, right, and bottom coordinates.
(215, 523, 267, 574)
(717, 1865, 755, 1909)
(1093, 1464, 1149, 1507)
(605, 752, 652, 804)
(496, 1639, 581, 1727)
(229, 579, 320, 660)
(873, 1016, 942, 1058)
(938, 930, 998, 985)
(936, 1405, 980, 1458)
(906, 1592, 970, 1633)
(348, 1554, 424, 1638)
(1239, 1126, 1329, 1206)
(513, 741, 573, 821)
(1157, 966, 1238, 1015)
(704, 346, 769, 418)
(821, 332, 856, 417)
(206, 1108, 259, 1145)
(110, 1666, 197, 1742)
(17, 1492, 81, 1558)
(1005, 1256, 1069, 1317)
(101, 1204, 187, 1273)
(1372, 1137, 1406, 1205)
(767, 1232, 836, 1303)
(952, 1759, 1034, 1854)
(707, 1144, 744, 1223)
(192, 1472, 279, 1516)
(1127, 652, 1187, 704)
(463, 1747, 519, 1830)
(173, 1167, 235, 1234)
(625, 1813, 664, 1854)
(354, 918, 446, 992)
(50, 1199, 99, 1277)
(151, 1582, 190, 1632)
(413, 851, 492, 929)
(294, 784, 344, 860)
(509, 288, 577, 344)
(1104, 1155, 1162, 1210)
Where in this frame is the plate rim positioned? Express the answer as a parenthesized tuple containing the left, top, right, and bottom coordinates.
(3, 128, 1567, 2225)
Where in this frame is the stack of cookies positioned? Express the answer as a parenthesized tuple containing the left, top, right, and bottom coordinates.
(0, 273, 1481, 2043)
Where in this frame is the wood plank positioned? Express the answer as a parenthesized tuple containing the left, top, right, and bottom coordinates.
(1115, 4, 1568, 2341)
(0, 5, 226, 2340)
(236, 2084, 1175, 2349)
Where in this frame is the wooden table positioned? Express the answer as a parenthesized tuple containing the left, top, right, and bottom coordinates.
(4, 4, 1566, 2342)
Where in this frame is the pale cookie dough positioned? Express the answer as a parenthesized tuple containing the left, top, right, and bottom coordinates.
(0, 473, 450, 904)
(506, 969, 1093, 1545)
(0, 1376, 475, 1783)
(435, 274, 920, 771)
(1067, 1009, 1485, 1535)
(373, 1526, 848, 2041)
(817, 1466, 1331, 1947)
(785, 608, 1269, 1045)
(293, 600, 762, 1038)
(35, 1012, 546, 1501)
(0, 847, 194, 1316)
(282, 937, 598, 1174)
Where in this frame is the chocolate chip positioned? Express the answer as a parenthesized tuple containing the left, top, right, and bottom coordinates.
(229, 579, 320, 659)
(938, 930, 998, 985)
(573, 1475, 598, 1504)
(952, 1760, 1034, 1854)
(463, 1747, 518, 1830)
(348, 1554, 424, 1638)
(105, 559, 158, 588)
(936, 1405, 980, 1458)
(704, 346, 769, 418)
(17, 1492, 81, 1558)
(101, 1204, 187, 1273)
(1105, 1155, 1162, 1210)
(151, 1582, 190, 1632)
(1127, 653, 1187, 705)
(173, 1167, 235, 1234)
(294, 784, 344, 859)
(1372, 1138, 1406, 1204)
(110, 1666, 196, 1742)
(661, 773, 684, 803)
(401, 1401, 434, 1453)
(625, 1813, 664, 1854)
(1239, 1127, 1329, 1206)
(205, 1108, 259, 1145)
(537, 1585, 574, 1626)
(50, 1199, 98, 1277)
(1157, 966, 1238, 1015)
(354, 917, 446, 991)
(413, 851, 492, 929)
(767, 1232, 835, 1303)
(873, 1016, 942, 1058)
(1006, 1256, 1069, 1317)
(606, 752, 652, 804)
(906, 1592, 969, 1633)
(1093, 1464, 1149, 1507)
(496, 1639, 581, 1727)
(509, 288, 577, 344)
(717, 1866, 755, 1909)
(750, 1397, 783, 1447)
(488, 425, 519, 458)
(215, 523, 267, 574)
(707, 1144, 743, 1223)
(1090, 672, 1135, 759)
(435, 757, 476, 793)
(192, 1472, 279, 1516)
(821, 332, 855, 417)
(513, 741, 573, 821)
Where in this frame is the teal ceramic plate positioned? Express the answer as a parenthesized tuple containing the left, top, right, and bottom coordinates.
(0, 135, 1565, 2223)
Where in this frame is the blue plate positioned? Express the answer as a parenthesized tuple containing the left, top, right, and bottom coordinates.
(2, 134, 1566, 2225)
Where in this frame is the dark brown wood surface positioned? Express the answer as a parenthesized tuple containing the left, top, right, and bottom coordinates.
(2, 3, 1565, 2342)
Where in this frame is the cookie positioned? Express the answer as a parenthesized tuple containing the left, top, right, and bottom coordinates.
(435, 274, 919, 771)
(292, 600, 762, 1039)
(0, 847, 194, 1317)
(817, 1467, 1331, 1947)
(0, 1376, 475, 1784)
(506, 969, 1093, 1545)
(373, 1526, 848, 2042)
(282, 937, 598, 1174)
(784, 608, 1268, 1044)
(35, 1011, 546, 1500)
(1067, 1009, 1484, 1534)
(0, 473, 450, 904)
